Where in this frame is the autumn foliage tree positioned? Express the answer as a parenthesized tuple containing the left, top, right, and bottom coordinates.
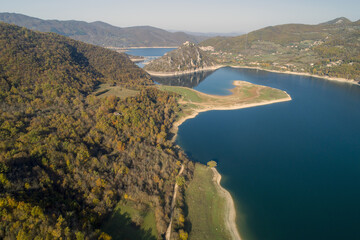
(0, 22, 193, 239)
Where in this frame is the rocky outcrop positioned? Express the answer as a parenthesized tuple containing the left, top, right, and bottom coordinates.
(144, 41, 219, 74)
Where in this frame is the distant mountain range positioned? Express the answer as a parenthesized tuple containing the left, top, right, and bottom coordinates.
(201, 17, 360, 52)
(0, 12, 208, 48)
(168, 29, 245, 37)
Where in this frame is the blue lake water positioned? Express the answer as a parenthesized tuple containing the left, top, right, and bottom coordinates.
(125, 48, 176, 57)
(176, 68, 360, 240)
(137, 49, 360, 239)
(125, 48, 175, 68)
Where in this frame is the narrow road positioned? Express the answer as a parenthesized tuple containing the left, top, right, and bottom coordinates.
(165, 164, 185, 240)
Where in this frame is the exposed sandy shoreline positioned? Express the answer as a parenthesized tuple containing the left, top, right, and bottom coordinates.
(146, 65, 224, 76)
(212, 168, 241, 240)
(129, 58, 146, 63)
(170, 90, 291, 142)
(125, 46, 178, 49)
(230, 65, 360, 86)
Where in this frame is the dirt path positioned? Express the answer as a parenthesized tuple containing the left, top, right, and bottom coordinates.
(165, 164, 185, 240)
(212, 168, 241, 240)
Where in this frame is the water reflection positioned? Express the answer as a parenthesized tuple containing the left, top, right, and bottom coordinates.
(151, 70, 215, 88)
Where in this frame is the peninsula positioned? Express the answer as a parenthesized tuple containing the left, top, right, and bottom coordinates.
(160, 80, 291, 140)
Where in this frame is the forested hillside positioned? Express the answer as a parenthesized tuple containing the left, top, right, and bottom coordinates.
(0, 22, 192, 239)
(0, 12, 207, 48)
(200, 17, 360, 82)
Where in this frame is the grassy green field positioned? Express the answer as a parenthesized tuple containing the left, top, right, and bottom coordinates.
(185, 163, 231, 240)
(102, 201, 158, 240)
(257, 87, 289, 101)
(94, 83, 139, 99)
(158, 85, 202, 102)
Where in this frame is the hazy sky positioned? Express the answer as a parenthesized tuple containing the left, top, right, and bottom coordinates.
(1, 0, 359, 33)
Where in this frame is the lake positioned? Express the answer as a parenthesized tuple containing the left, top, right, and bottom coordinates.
(125, 48, 176, 68)
(134, 48, 360, 240)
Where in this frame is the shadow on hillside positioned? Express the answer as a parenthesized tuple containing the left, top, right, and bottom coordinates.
(102, 211, 156, 240)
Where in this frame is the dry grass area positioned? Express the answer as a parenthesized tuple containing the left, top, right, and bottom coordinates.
(93, 84, 139, 99)
(189, 81, 289, 108)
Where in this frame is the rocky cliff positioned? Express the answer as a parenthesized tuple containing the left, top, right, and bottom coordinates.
(144, 41, 219, 74)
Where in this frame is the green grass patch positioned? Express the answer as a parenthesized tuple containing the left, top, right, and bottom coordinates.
(94, 84, 139, 99)
(257, 88, 289, 101)
(101, 201, 158, 240)
(239, 85, 253, 98)
(185, 164, 231, 240)
(158, 85, 203, 103)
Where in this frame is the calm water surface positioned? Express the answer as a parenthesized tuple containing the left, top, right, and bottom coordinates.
(176, 68, 360, 240)
(125, 48, 175, 68)
(125, 47, 175, 57)
(139, 49, 360, 240)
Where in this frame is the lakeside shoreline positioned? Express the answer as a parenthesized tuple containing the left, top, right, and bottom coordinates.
(230, 65, 360, 86)
(123, 46, 178, 49)
(212, 167, 242, 240)
(170, 90, 291, 142)
(107, 46, 178, 50)
(146, 65, 224, 76)
(166, 82, 291, 239)
(146, 65, 359, 85)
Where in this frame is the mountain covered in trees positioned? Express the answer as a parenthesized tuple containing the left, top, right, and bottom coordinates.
(0, 12, 207, 48)
(200, 17, 360, 82)
(144, 41, 219, 73)
(0, 22, 192, 239)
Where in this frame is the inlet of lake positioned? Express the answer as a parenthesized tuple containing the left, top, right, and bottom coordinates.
(127, 48, 360, 240)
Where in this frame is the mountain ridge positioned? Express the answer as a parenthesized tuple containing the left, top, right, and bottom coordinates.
(319, 17, 352, 25)
(199, 17, 360, 82)
(0, 12, 208, 47)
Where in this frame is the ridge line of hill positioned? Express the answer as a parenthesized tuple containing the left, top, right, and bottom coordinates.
(0, 12, 208, 48)
(199, 17, 360, 82)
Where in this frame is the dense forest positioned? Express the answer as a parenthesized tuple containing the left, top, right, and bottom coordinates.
(0, 22, 192, 239)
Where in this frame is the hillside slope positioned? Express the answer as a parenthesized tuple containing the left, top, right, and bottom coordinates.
(0, 22, 151, 98)
(0, 12, 207, 47)
(200, 18, 360, 82)
(144, 41, 219, 74)
(0, 22, 192, 239)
